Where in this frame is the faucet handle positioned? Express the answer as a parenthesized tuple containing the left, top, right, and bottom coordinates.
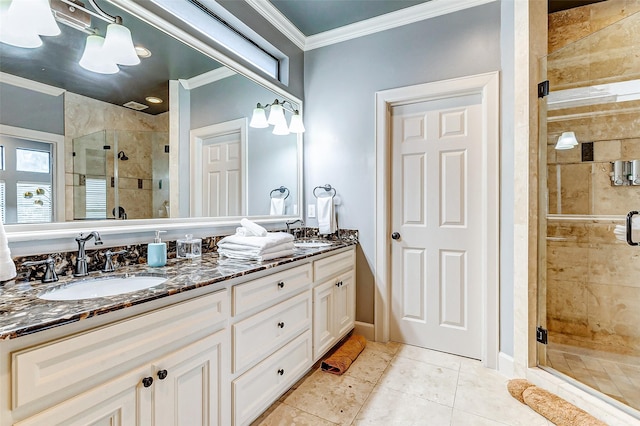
(102, 249, 127, 272)
(22, 256, 58, 283)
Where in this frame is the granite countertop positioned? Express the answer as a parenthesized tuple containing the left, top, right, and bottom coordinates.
(0, 242, 355, 341)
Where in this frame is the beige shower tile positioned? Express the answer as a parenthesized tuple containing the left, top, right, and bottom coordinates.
(588, 222, 624, 244)
(622, 138, 640, 158)
(283, 369, 374, 425)
(547, 245, 589, 282)
(555, 145, 582, 164)
(587, 284, 640, 345)
(588, 246, 640, 287)
(344, 347, 393, 384)
(547, 165, 559, 214)
(591, 163, 640, 215)
(251, 402, 336, 426)
(546, 280, 589, 336)
(547, 221, 589, 242)
(558, 163, 592, 214)
(593, 140, 622, 162)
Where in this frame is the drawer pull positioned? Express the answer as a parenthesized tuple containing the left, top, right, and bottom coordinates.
(335, 281, 343, 287)
(157, 369, 168, 380)
(142, 377, 154, 388)
(277, 281, 285, 289)
(278, 321, 285, 328)
(277, 368, 285, 376)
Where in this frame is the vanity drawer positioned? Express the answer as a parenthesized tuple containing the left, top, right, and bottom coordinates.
(313, 248, 355, 282)
(232, 263, 312, 316)
(233, 291, 311, 373)
(12, 290, 228, 411)
(232, 330, 312, 426)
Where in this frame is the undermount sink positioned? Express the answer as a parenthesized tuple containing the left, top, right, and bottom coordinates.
(39, 274, 167, 301)
(293, 239, 333, 248)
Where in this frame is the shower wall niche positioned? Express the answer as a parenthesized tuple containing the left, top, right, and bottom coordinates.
(72, 129, 169, 220)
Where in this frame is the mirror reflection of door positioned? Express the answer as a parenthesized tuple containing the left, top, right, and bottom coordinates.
(201, 132, 242, 217)
(72, 131, 108, 220)
(0, 136, 53, 224)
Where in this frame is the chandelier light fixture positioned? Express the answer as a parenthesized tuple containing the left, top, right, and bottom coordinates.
(0, 0, 141, 74)
(250, 99, 305, 135)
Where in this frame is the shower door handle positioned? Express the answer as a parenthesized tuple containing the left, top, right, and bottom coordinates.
(627, 211, 639, 246)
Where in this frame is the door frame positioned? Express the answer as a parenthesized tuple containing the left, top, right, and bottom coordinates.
(374, 71, 500, 368)
(190, 118, 248, 217)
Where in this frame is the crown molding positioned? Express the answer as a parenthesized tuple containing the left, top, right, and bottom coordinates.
(246, 0, 497, 52)
(181, 67, 237, 90)
(305, 0, 497, 50)
(244, 0, 306, 50)
(0, 72, 65, 96)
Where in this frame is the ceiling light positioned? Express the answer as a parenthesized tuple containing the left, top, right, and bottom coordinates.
(135, 46, 152, 58)
(250, 99, 304, 135)
(555, 131, 579, 150)
(145, 96, 163, 104)
(79, 34, 118, 74)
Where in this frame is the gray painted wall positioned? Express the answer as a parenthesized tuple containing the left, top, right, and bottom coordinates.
(0, 83, 64, 135)
(303, 2, 503, 326)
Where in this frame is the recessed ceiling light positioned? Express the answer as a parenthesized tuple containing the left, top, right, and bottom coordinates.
(146, 96, 163, 104)
(135, 46, 152, 58)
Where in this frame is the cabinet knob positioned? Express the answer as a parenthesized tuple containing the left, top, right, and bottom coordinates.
(157, 369, 168, 380)
(335, 281, 343, 287)
(277, 368, 285, 376)
(142, 377, 154, 388)
(278, 321, 285, 328)
(277, 281, 285, 289)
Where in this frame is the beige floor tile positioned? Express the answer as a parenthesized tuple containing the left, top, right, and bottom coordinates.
(251, 402, 337, 426)
(344, 347, 394, 384)
(283, 369, 374, 425)
(376, 355, 459, 406)
(394, 344, 471, 371)
(353, 386, 452, 425)
(454, 368, 549, 426)
(450, 409, 509, 426)
(366, 340, 402, 356)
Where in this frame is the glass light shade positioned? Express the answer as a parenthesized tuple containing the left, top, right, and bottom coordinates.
(79, 35, 119, 74)
(267, 104, 287, 127)
(249, 107, 268, 128)
(103, 23, 140, 66)
(272, 122, 290, 135)
(288, 114, 305, 133)
(555, 131, 578, 150)
(31, 0, 61, 36)
(0, 0, 42, 48)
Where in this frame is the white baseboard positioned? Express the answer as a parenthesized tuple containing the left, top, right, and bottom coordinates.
(498, 351, 515, 377)
(354, 321, 375, 341)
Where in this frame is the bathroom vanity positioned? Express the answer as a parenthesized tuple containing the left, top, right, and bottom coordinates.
(0, 243, 356, 426)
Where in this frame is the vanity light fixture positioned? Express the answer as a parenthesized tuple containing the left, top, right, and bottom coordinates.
(250, 99, 305, 135)
(0, 0, 61, 48)
(554, 131, 579, 150)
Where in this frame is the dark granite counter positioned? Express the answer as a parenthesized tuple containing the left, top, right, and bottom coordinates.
(0, 242, 355, 340)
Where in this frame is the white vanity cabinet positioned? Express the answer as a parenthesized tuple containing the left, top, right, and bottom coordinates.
(5, 290, 229, 426)
(312, 247, 356, 361)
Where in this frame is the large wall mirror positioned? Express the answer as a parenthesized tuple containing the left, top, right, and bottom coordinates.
(0, 0, 302, 236)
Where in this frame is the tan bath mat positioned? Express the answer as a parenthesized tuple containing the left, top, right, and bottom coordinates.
(321, 334, 367, 375)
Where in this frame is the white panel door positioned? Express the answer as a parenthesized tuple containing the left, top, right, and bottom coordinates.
(390, 95, 483, 359)
(201, 132, 241, 217)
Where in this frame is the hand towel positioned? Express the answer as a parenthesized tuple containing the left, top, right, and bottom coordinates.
(217, 241, 294, 256)
(0, 219, 17, 282)
(614, 215, 639, 242)
(317, 194, 336, 235)
(218, 248, 294, 262)
(270, 197, 285, 216)
(218, 232, 293, 251)
(240, 218, 267, 237)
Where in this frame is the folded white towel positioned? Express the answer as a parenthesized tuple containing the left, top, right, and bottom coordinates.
(217, 241, 294, 256)
(317, 194, 336, 235)
(614, 216, 640, 242)
(270, 197, 285, 216)
(0, 220, 16, 282)
(240, 218, 267, 237)
(218, 248, 294, 262)
(218, 232, 293, 251)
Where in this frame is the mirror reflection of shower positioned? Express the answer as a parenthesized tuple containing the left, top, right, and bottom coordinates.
(72, 129, 169, 220)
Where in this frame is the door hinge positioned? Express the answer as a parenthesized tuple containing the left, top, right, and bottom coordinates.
(538, 80, 550, 98)
(536, 326, 548, 344)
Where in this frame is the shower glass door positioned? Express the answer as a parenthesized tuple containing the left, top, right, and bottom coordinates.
(538, 9, 640, 415)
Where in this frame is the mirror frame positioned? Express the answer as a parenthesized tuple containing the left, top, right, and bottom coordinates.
(4, 0, 303, 245)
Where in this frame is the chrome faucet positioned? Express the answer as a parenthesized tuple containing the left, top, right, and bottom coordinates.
(74, 231, 103, 277)
(285, 219, 305, 239)
(101, 249, 127, 273)
(22, 256, 58, 283)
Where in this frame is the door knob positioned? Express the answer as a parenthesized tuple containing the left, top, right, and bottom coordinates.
(391, 232, 401, 240)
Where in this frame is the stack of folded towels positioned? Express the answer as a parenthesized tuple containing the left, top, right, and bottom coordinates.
(217, 218, 295, 262)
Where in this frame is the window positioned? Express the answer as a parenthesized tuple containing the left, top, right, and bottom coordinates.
(16, 148, 50, 173)
(85, 178, 107, 219)
(16, 183, 52, 223)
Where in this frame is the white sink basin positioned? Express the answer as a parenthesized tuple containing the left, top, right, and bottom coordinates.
(294, 240, 333, 248)
(39, 275, 167, 301)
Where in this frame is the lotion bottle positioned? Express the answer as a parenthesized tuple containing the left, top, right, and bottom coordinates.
(148, 230, 167, 267)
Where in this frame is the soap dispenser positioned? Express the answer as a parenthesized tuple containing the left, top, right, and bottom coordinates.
(148, 230, 167, 267)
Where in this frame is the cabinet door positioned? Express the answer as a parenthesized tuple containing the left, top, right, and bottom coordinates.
(313, 279, 336, 360)
(335, 270, 356, 338)
(153, 330, 229, 426)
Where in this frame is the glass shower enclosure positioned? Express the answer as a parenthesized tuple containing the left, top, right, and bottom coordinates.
(537, 10, 640, 415)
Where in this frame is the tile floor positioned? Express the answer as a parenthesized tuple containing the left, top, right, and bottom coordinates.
(546, 342, 640, 411)
(252, 341, 553, 425)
